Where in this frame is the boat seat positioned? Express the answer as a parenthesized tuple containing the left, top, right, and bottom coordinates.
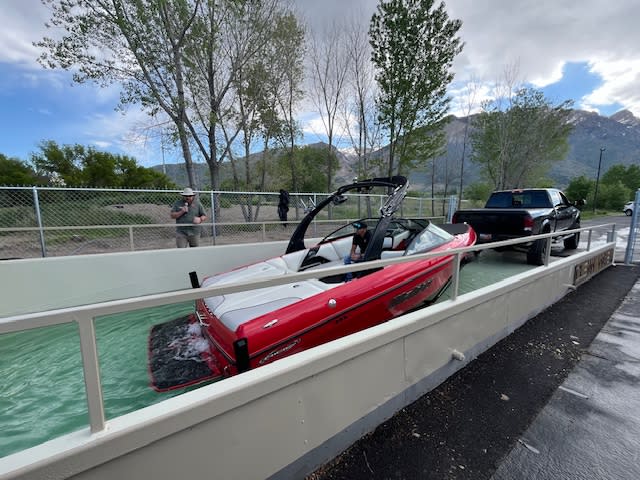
(390, 230, 410, 248)
(380, 250, 405, 260)
(331, 237, 354, 260)
(304, 259, 346, 272)
(280, 249, 309, 272)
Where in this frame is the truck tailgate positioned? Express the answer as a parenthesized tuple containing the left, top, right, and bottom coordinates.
(455, 210, 530, 241)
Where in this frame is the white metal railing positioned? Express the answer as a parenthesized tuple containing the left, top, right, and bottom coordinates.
(0, 224, 616, 436)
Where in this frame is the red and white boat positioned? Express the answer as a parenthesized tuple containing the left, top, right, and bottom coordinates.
(148, 176, 476, 391)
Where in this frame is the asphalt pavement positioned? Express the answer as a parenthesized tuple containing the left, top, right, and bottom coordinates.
(308, 262, 640, 480)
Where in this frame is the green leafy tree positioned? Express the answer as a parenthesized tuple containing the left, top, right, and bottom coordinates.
(116, 157, 175, 188)
(0, 154, 38, 185)
(601, 164, 640, 192)
(31, 141, 174, 188)
(597, 182, 631, 210)
(565, 175, 594, 204)
(471, 87, 573, 189)
(82, 150, 119, 187)
(464, 182, 492, 203)
(31, 141, 84, 186)
(369, 0, 463, 177)
(274, 146, 335, 193)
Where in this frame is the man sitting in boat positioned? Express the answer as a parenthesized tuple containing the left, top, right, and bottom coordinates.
(344, 221, 371, 281)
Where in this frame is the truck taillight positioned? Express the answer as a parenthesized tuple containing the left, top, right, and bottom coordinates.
(523, 215, 533, 231)
(452, 212, 459, 223)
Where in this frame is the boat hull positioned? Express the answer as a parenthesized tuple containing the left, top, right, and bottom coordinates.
(197, 234, 472, 378)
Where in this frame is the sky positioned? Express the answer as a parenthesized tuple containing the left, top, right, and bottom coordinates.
(1, 0, 639, 168)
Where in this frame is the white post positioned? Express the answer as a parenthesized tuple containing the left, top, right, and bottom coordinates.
(75, 314, 106, 433)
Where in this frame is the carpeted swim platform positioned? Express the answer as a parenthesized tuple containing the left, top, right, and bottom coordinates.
(148, 314, 221, 392)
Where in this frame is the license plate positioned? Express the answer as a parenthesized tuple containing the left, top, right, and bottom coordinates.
(479, 233, 492, 241)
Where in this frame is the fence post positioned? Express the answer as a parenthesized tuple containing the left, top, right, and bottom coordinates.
(210, 191, 217, 246)
(129, 226, 135, 251)
(32, 186, 47, 257)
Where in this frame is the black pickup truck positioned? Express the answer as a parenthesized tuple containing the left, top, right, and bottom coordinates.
(452, 188, 583, 265)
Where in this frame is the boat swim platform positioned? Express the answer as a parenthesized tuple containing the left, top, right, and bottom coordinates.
(0, 236, 626, 480)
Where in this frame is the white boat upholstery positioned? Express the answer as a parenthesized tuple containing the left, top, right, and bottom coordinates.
(201, 259, 339, 331)
(380, 250, 405, 260)
(281, 250, 308, 272)
(389, 229, 410, 248)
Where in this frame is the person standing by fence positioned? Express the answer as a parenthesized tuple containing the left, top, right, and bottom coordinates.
(170, 187, 207, 248)
(278, 189, 290, 227)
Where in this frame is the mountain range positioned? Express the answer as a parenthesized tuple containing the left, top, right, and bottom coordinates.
(153, 109, 640, 192)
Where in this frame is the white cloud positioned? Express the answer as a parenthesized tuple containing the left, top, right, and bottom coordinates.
(0, 2, 52, 67)
(582, 59, 640, 114)
(446, 0, 640, 115)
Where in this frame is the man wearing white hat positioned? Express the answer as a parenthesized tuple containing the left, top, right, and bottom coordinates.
(170, 187, 207, 247)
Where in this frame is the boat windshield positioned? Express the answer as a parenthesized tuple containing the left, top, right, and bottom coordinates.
(404, 223, 454, 256)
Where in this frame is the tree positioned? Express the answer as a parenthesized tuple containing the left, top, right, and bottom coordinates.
(309, 22, 350, 192)
(565, 175, 594, 204)
(455, 77, 480, 208)
(264, 13, 306, 194)
(597, 182, 631, 210)
(31, 141, 174, 188)
(225, 11, 305, 222)
(0, 154, 38, 185)
(31, 141, 84, 186)
(369, 0, 463, 178)
(471, 83, 573, 190)
(464, 182, 492, 203)
(601, 164, 640, 192)
(37, 0, 303, 196)
(342, 15, 383, 182)
(273, 145, 336, 193)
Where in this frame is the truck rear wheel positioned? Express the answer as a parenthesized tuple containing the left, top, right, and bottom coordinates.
(527, 238, 547, 265)
(563, 223, 580, 250)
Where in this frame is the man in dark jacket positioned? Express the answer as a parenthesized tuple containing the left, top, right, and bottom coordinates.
(277, 189, 290, 227)
(343, 221, 371, 281)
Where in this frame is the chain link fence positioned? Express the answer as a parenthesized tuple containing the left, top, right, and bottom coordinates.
(0, 186, 462, 259)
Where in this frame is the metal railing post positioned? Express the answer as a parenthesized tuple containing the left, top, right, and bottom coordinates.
(262, 223, 266, 241)
(544, 236, 552, 266)
(587, 229, 592, 251)
(75, 314, 106, 433)
(450, 252, 461, 301)
(32, 186, 47, 257)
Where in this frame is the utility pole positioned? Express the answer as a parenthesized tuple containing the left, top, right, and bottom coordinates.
(593, 147, 605, 213)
